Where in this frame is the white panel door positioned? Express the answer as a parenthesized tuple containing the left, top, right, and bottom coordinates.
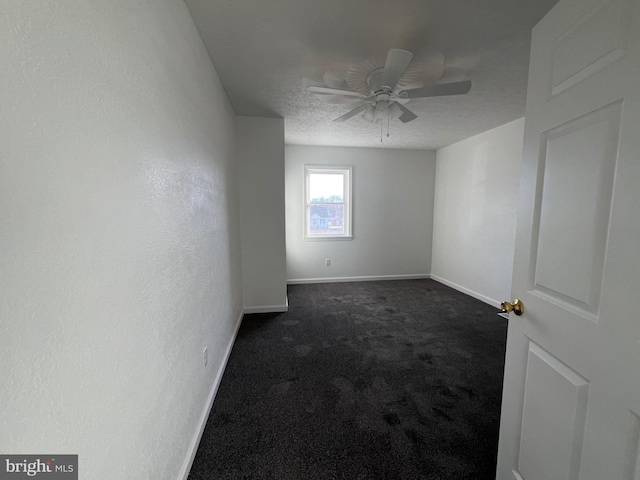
(496, 0, 640, 479)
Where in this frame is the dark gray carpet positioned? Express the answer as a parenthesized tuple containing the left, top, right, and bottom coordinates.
(188, 279, 507, 480)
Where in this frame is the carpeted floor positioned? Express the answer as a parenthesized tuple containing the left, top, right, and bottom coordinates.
(188, 279, 507, 480)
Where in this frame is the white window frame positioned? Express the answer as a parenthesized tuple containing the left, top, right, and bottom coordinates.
(304, 166, 353, 241)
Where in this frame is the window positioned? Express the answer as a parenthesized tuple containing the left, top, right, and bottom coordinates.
(304, 166, 352, 240)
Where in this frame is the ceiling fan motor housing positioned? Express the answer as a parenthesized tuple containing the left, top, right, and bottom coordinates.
(366, 68, 388, 95)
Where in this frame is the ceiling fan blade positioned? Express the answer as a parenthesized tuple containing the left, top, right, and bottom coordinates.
(437, 67, 468, 84)
(381, 49, 414, 90)
(396, 103, 418, 123)
(333, 104, 369, 123)
(302, 76, 323, 88)
(307, 85, 367, 98)
(403, 80, 472, 99)
(315, 94, 367, 105)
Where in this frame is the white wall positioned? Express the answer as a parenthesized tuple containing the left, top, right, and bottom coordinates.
(286, 145, 436, 282)
(432, 118, 525, 306)
(237, 117, 288, 312)
(0, 2, 243, 479)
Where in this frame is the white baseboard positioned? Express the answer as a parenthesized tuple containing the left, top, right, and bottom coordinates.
(287, 274, 431, 285)
(243, 296, 289, 314)
(178, 308, 244, 480)
(430, 275, 501, 309)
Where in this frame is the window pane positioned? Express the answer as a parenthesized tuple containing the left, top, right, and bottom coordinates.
(309, 204, 344, 235)
(309, 173, 343, 203)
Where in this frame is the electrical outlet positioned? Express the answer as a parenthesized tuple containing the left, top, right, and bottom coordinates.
(325, 258, 331, 266)
(203, 347, 208, 368)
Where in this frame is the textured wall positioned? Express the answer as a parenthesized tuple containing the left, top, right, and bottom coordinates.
(0, 1, 242, 479)
(237, 117, 288, 311)
(432, 118, 524, 306)
(286, 146, 435, 282)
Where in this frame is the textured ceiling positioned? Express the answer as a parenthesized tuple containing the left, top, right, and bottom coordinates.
(185, 0, 559, 150)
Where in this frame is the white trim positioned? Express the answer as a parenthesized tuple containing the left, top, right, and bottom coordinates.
(303, 235, 353, 242)
(287, 274, 431, 285)
(430, 275, 501, 308)
(243, 297, 289, 314)
(178, 308, 244, 480)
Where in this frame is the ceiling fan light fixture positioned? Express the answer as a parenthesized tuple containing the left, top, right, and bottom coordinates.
(360, 101, 403, 124)
(362, 104, 376, 122)
(374, 100, 389, 119)
(388, 102, 402, 119)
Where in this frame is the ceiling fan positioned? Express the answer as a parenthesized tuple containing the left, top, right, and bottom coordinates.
(306, 49, 472, 124)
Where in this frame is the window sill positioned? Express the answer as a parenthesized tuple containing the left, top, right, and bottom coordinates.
(304, 235, 353, 242)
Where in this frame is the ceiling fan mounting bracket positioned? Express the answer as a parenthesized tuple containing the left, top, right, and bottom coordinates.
(366, 68, 388, 95)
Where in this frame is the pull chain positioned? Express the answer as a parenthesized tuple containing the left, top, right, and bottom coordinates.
(380, 120, 383, 142)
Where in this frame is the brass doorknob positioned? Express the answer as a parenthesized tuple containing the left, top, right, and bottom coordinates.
(501, 299, 524, 316)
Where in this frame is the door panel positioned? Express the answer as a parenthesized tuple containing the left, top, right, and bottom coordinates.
(551, 0, 632, 95)
(622, 411, 640, 479)
(532, 101, 621, 318)
(518, 342, 589, 480)
(496, 0, 640, 478)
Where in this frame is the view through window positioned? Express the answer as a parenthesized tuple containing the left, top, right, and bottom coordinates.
(305, 166, 352, 239)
